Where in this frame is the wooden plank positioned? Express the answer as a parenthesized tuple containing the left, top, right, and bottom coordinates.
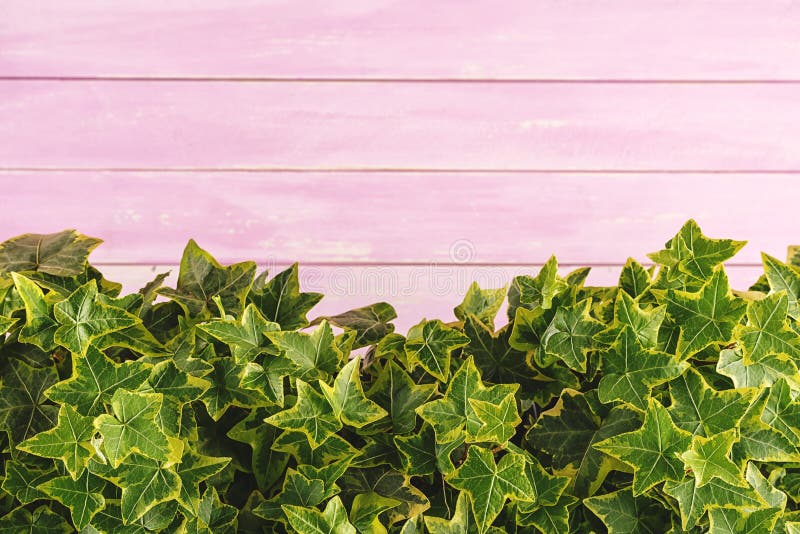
(100, 264, 765, 332)
(3, 1, 800, 80)
(2, 82, 800, 170)
(1, 171, 794, 266)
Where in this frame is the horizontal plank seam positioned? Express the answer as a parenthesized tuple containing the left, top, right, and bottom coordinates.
(3, 168, 800, 175)
(90, 262, 765, 268)
(4, 76, 800, 84)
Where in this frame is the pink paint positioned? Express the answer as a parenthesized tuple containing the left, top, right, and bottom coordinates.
(1, 82, 800, 170)
(2, 1, 800, 79)
(0, 172, 794, 266)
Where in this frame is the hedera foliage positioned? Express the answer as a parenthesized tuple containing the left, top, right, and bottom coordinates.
(4, 223, 800, 532)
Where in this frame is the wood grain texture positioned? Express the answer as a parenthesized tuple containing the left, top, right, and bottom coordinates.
(100, 264, 765, 332)
(1, 171, 792, 265)
(2, 82, 800, 170)
(3, 1, 800, 80)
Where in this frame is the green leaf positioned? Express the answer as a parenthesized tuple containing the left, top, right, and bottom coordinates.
(454, 282, 506, 329)
(38, 469, 106, 529)
(468, 393, 519, 445)
(266, 319, 342, 380)
(349, 492, 401, 534)
(526, 389, 640, 497)
(717, 347, 799, 390)
(648, 219, 746, 281)
(395, 425, 437, 477)
(282, 496, 356, 534)
(680, 429, 745, 487)
(463, 315, 532, 389)
(762, 253, 800, 319)
(541, 298, 603, 373)
(708, 507, 782, 534)
(594, 399, 692, 495)
(404, 319, 470, 382)
(139, 360, 210, 436)
(446, 447, 533, 533)
(248, 264, 323, 329)
(598, 326, 687, 410)
(197, 303, 279, 362)
(101, 454, 182, 524)
(0, 229, 101, 276)
(416, 356, 517, 444)
(619, 258, 653, 298)
(265, 379, 342, 447)
(507, 255, 567, 320)
(157, 239, 256, 317)
(664, 476, 764, 530)
(1, 458, 56, 504)
(367, 360, 436, 434)
(94, 389, 172, 467)
(762, 378, 800, 440)
(312, 301, 397, 349)
(175, 448, 230, 514)
(659, 269, 746, 359)
(0, 357, 59, 446)
(668, 368, 755, 437)
(12, 272, 58, 350)
(53, 280, 140, 355)
(595, 290, 666, 348)
(183, 486, 238, 534)
(0, 505, 72, 533)
(584, 488, 670, 534)
(45, 345, 151, 416)
(735, 292, 800, 364)
(320, 355, 387, 428)
(424, 492, 475, 534)
(18, 404, 95, 479)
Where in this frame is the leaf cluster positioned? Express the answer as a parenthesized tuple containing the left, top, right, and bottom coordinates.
(2, 223, 800, 533)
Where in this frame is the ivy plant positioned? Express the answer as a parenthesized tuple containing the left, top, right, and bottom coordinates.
(2, 222, 800, 533)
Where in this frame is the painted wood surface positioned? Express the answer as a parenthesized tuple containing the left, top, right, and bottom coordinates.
(3, 1, 800, 80)
(100, 264, 765, 332)
(1, 171, 793, 265)
(2, 82, 800, 170)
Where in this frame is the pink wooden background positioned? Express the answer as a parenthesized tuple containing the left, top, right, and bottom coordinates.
(2, 1, 799, 330)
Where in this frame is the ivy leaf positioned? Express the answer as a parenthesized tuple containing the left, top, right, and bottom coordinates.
(463, 315, 532, 389)
(717, 347, 799, 390)
(311, 302, 397, 349)
(541, 298, 603, 373)
(594, 399, 693, 495)
(668, 368, 754, 437)
(404, 319, 470, 382)
(0, 505, 72, 533)
(349, 492, 401, 534)
(762, 253, 800, 319)
(454, 282, 506, 329)
(265, 379, 342, 447)
(2, 459, 56, 504)
(468, 393, 520, 445)
(660, 269, 746, 359)
(248, 264, 323, 330)
(367, 360, 436, 435)
(282, 496, 356, 534)
(597, 326, 687, 410)
(664, 476, 764, 529)
(584, 488, 669, 534)
(527, 389, 640, 497)
(94, 389, 172, 467)
(102, 454, 182, 524)
(0, 357, 59, 446)
(423, 492, 475, 534)
(266, 320, 342, 380)
(416, 357, 517, 444)
(53, 280, 140, 355)
(17, 404, 95, 479)
(0, 229, 101, 276)
(762, 378, 800, 441)
(595, 291, 666, 348)
(183, 486, 238, 534)
(735, 292, 800, 364)
(514, 494, 579, 534)
(648, 219, 746, 281)
(320, 356, 387, 428)
(139, 360, 210, 436)
(11, 272, 58, 351)
(734, 389, 800, 463)
(45, 345, 150, 416)
(174, 448, 230, 514)
(340, 467, 430, 524)
(680, 430, 745, 487)
(197, 303, 279, 362)
(708, 507, 782, 534)
(619, 258, 653, 298)
(507, 255, 567, 320)
(200, 358, 274, 420)
(157, 239, 256, 317)
(446, 447, 533, 533)
(38, 469, 106, 530)
(395, 424, 437, 477)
